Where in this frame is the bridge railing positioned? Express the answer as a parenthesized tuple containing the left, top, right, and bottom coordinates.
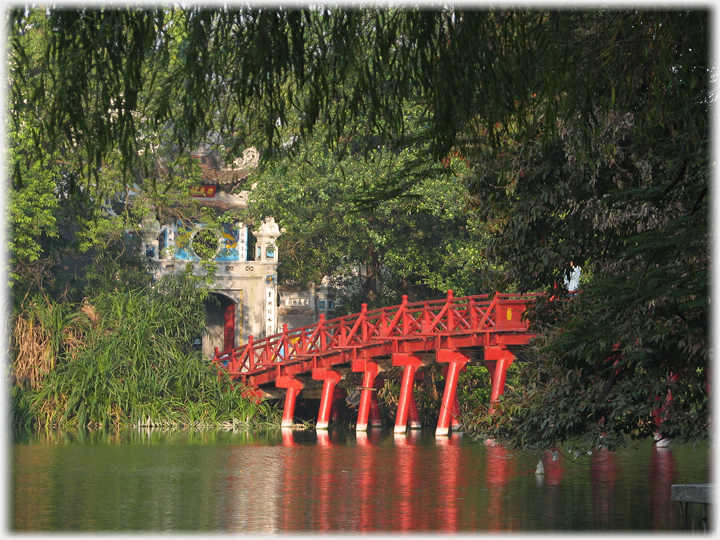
(212, 290, 540, 378)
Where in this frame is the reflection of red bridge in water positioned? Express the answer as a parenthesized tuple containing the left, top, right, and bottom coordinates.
(218, 429, 680, 532)
(213, 290, 540, 435)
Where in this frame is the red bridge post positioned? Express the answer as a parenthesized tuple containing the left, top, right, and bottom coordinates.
(369, 378, 383, 428)
(484, 346, 515, 413)
(452, 396, 462, 431)
(392, 353, 423, 434)
(276, 376, 304, 428)
(441, 364, 464, 431)
(651, 372, 680, 442)
(330, 387, 345, 422)
(354, 361, 379, 432)
(313, 368, 342, 429)
(436, 350, 469, 437)
(408, 391, 421, 430)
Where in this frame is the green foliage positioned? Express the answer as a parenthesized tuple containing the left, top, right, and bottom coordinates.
(10, 294, 89, 396)
(241, 126, 508, 313)
(11, 271, 280, 429)
(8, 8, 563, 170)
(81, 234, 150, 297)
(457, 363, 522, 409)
(459, 11, 709, 450)
(8, 123, 61, 266)
(8, 7, 207, 302)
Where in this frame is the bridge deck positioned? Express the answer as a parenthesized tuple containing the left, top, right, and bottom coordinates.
(212, 290, 541, 434)
(213, 291, 538, 394)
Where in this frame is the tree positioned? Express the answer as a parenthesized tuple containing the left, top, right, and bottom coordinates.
(238, 122, 510, 313)
(8, 7, 210, 301)
(459, 11, 709, 450)
(8, 8, 550, 187)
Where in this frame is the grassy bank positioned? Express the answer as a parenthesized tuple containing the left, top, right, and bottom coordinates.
(10, 271, 280, 430)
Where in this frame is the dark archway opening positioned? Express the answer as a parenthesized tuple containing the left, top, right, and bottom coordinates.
(204, 293, 237, 357)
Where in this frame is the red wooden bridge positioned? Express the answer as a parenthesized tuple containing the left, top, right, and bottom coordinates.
(212, 290, 539, 436)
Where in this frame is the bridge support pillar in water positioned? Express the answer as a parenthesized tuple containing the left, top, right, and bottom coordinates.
(392, 353, 424, 433)
(484, 346, 515, 413)
(369, 377, 384, 428)
(452, 397, 462, 431)
(353, 361, 379, 432)
(441, 365, 463, 431)
(436, 350, 469, 437)
(330, 387, 346, 422)
(313, 368, 342, 429)
(276, 376, 304, 427)
(651, 372, 680, 441)
(408, 390, 422, 430)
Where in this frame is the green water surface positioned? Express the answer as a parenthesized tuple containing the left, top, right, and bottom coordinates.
(10, 428, 711, 532)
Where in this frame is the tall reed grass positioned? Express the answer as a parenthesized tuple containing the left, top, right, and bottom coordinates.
(11, 272, 280, 429)
(11, 296, 88, 390)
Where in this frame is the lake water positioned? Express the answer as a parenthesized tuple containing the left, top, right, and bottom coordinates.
(10, 427, 711, 532)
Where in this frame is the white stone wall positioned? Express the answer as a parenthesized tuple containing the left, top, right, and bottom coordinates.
(146, 217, 283, 353)
(144, 215, 338, 351)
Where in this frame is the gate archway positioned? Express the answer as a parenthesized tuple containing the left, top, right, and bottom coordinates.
(203, 292, 242, 359)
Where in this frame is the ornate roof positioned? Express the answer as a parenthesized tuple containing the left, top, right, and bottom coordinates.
(193, 146, 259, 186)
